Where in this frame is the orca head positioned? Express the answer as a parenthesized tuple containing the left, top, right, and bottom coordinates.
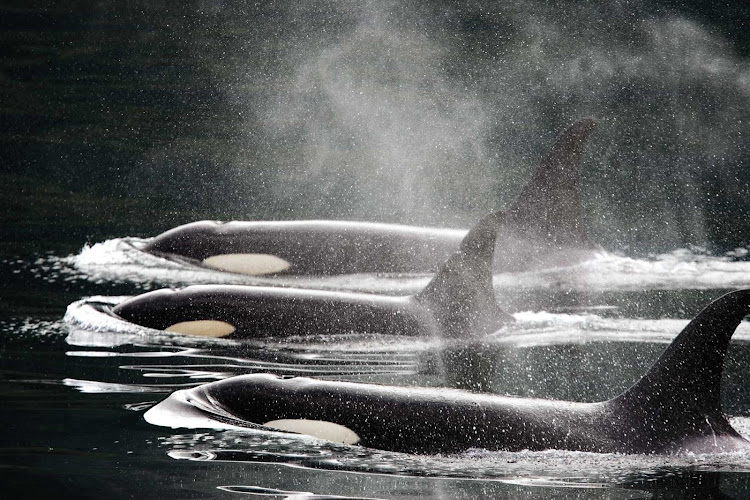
(112, 287, 239, 338)
(143, 221, 222, 258)
(145, 221, 295, 276)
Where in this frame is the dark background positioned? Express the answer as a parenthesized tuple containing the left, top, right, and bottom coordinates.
(2, 0, 749, 257)
(3, 3, 750, 497)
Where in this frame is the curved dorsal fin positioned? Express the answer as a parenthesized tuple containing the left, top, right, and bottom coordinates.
(504, 117, 597, 246)
(609, 289, 750, 450)
(415, 211, 512, 337)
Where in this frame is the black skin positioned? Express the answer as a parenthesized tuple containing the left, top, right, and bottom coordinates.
(114, 118, 596, 339)
(113, 211, 512, 338)
(143, 220, 463, 275)
(142, 118, 597, 275)
(112, 285, 433, 337)
(146, 290, 750, 455)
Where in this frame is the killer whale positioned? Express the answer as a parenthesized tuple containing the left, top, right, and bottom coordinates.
(112, 208, 511, 338)
(142, 118, 597, 276)
(144, 290, 750, 455)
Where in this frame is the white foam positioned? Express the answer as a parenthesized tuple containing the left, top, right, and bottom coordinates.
(494, 249, 750, 292)
(63, 293, 750, 350)
(498, 311, 750, 347)
(63, 297, 240, 348)
(70, 239, 750, 293)
(161, 422, 750, 481)
(71, 237, 418, 293)
(144, 389, 249, 431)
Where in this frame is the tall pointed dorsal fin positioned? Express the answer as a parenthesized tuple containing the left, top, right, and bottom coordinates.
(415, 211, 513, 337)
(504, 118, 597, 246)
(611, 289, 750, 425)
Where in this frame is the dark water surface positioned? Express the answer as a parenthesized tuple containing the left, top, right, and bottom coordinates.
(6, 240, 750, 499)
(3, 1, 750, 498)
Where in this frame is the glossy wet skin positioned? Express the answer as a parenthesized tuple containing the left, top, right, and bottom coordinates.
(143, 220, 462, 275)
(144, 290, 750, 456)
(112, 285, 432, 338)
(114, 211, 510, 339)
(147, 372, 749, 455)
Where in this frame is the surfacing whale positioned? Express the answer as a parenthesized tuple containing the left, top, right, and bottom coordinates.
(142, 118, 597, 276)
(144, 290, 750, 455)
(113, 208, 511, 338)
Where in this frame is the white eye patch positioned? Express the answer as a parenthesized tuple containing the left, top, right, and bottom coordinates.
(165, 320, 236, 338)
(202, 253, 292, 276)
(263, 419, 360, 445)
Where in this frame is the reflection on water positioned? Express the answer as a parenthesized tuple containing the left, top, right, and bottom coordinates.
(217, 485, 386, 499)
(4, 0, 750, 496)
(6, 289, 750, 498)
(63, 291, 750, 407)
(159, 425, 750, 494)
(54, 284, 750, 494)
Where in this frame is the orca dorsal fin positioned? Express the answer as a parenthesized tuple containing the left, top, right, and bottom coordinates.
(504, 117, 597, 247)
(609, 289, 750, 450)
(415, 211, 513, 337)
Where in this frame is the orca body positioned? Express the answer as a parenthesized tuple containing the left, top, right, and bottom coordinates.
(143, 220, 464, 276)
(142, 118, 597, 276)
(113, 209, 511, 338)
(145, 290, 750, 455)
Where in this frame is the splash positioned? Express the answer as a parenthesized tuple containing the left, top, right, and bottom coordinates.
(200, 1, 750, 252)
(71, 237, 750, 292)
(157, 425, 750, 483)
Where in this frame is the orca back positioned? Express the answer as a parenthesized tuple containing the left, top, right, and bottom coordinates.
(607, 289, 750, 453)
(416, 211, 512, 337)
(496, 118, 598, 270)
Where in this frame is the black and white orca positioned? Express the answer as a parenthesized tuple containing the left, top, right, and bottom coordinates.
(144, 290, 750, 455)
(113, 208, 511, 338)
(142, 118, 597, 276)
